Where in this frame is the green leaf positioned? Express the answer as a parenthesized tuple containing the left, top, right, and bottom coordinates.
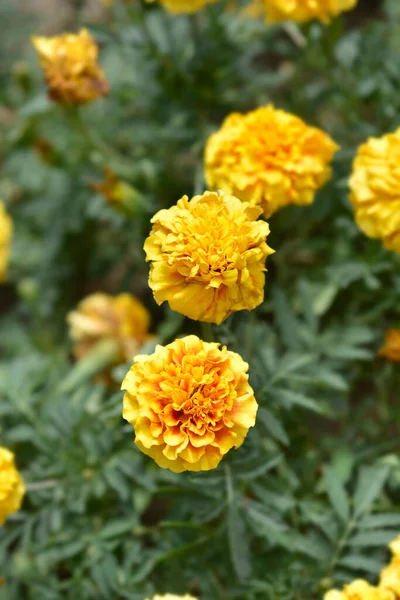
(353, 465, 390, 518)
(349, 530, 400, 547)
(323, 465, 350, 524)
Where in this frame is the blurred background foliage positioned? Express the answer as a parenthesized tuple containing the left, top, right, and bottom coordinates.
(1, 0, 400, 598)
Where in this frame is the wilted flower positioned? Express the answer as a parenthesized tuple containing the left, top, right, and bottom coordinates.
(324, 579, 395, 600)
(0, 202, 12, 283)
(32, 28, 109, 105)
(68, 292, 151, 363)
(144, 190, 274, 324)
(122, 335, 258, 473)
(349, 129, 400, 253)
(256, 0, 357, 23)
(205, 105, 338, 218)
(0, 447, 25, 526)
(89, 168, 141, 214)
(379, 330, 400, 362)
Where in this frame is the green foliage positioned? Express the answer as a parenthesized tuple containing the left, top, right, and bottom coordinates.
(1, 0, 400, 599)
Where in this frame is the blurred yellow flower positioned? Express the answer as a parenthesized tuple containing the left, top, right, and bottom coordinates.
(144, 190, 274, 324)
(0, 447, 25, 526)
(390, 537, 400, 558)
(379, 329, 400, 362)
(349, 129, 400, 253)
(122, 335, 258, 473)
(205, 105, 338, 218)
(68, 292, 151, 363)
(324, 579, 395, 600)
(32, 28, 109, 105)
(0, 202, 12, 283)
(146, 594, 197, 600)
(256, 0, 357, 23)
(380, 558, 400, 598)
(147, 0, 217, 13)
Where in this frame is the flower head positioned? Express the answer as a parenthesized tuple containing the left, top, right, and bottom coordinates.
(390, 537, 400, 558)
(68, 292, 151, 363)
(379, 330, 400, 362)
(257, 0, 357, 23)
(349, 129, 400, 253)
(89, 168, 140, 215)
(324, 580, 395, 600)
(122, 335, 258, 473)
(32, 29, 109, 105)
(146, 0, 217, 13)
(0, 447, 25, 526)
(380, 559, 400, 598)
(0, 202, 12, 283)
(144, 190, 274, 324)
(205, 105, 338, 218)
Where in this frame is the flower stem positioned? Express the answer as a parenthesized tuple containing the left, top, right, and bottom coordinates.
(201, 321, 214, 342)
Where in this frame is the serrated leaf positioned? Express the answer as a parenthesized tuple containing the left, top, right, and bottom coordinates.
(257, 408, 289, 445)
(349, 530, 400, 547)
(353, 465, 390, 518)
(323, 465, 349, 524)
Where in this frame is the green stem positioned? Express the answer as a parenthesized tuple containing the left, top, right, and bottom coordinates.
(201, 321, 214, 342)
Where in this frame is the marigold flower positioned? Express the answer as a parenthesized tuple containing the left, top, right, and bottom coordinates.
(146, 0, 217, 13)
(324, 580, 395, 600)
(349, 129, 400, 253)
(122, 335, 258, 473)
(380, 559, 400, 598)
(378, 330, 400, 362)
(0, 202, 12, 284)
(256, 0, 357, 23)
(146, 594, 197, 600)
(205, 105, 338, 218)
(144, 190, 274, 324)
(32, 28, 109, 105)
(68, 292, 151, 363)
(0, 447, 25, 526)
(390, 537, 400, 558)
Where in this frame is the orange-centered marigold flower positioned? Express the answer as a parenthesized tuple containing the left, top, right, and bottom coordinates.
(257, 0, 357, 23)
(144, 190, 274, 324)
(68, 292, 151, 363)
(0, 202, 12, 283)
(205, 105, 338, 218)
(379, 330, 400, 362)
(349, 129, 400, 253)
(0, 447, 25, 526)
(32, 29, 109, 105)
(324, 580, 395, 600)
(122, 335, 258, 473)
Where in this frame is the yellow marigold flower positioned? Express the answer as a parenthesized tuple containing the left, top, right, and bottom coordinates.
(380, 558, 400, 598)
(145, 595, 198, 600)
(324, 580, 395, 600)
(146, 0, 217, 13)
(32, 28, 109, 105)
(256, 0, 357, 23)
(68, 292, 151, 363)
(0, 202, 12, 284)
(378, 329, 400, 362)
(349, 129, 400, 253)
(205, 105, 338, 218)
(122, 335, 258, 473)
(144, 190, 274, 324)
(390, 536, 400, 558)
(0, 447, 25, 526)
